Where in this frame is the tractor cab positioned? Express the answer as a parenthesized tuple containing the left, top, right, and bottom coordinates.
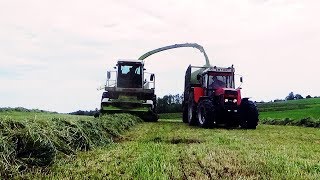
(199, 66, 235, 90)
(198, 66, 241, 105)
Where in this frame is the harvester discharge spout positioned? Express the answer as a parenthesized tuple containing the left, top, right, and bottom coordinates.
(138, 43, 211, 67)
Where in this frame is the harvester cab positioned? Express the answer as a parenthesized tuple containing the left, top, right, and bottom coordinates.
(99, 60, 158, 121)
(183, 65, 259, 129)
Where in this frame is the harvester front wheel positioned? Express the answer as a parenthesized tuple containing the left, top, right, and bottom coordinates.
(197, 99, 215, 128)
(188, 92, 198, 126)
(143, 111, 159, 122)
(240, 99, 259, 129)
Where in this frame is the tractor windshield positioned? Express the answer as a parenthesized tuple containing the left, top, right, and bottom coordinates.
(208, 73, 234, 89)
(117, 63, 142, 88)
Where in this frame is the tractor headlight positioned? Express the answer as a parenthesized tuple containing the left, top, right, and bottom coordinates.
(233, 99, 238, 103)
(225, 99, 229, 103)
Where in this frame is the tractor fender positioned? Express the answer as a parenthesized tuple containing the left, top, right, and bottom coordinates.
(242, 98, 249, 101)
(193, 87, 204, 103)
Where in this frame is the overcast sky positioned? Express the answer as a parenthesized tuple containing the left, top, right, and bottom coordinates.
(0, 0, 319, 113)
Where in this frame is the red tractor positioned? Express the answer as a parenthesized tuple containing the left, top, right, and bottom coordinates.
(182, 65, 259, 129)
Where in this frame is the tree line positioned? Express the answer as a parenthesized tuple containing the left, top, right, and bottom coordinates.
(156, 94, 183, 113)
(69, 92, 319, 115)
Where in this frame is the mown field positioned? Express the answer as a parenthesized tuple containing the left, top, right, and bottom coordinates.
(23, 121, 320, 179)
(1, 98, 320, 179)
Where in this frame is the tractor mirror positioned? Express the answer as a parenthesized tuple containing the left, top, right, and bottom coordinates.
(197, 74, 201, 80)
(107, 71, 111, 80)
(240, 77, 243, 83)
(150, 74, 155, 81)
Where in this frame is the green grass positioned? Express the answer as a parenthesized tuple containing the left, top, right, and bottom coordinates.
(0, 111, 141, 178)
(2, 98, 320, 179)
(257, 98, 320, 127)
(158, 113, 182, 119)
(20, 120, 320, 179)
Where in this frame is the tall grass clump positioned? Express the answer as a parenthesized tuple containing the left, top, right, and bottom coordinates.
(0, 114, 141, 178)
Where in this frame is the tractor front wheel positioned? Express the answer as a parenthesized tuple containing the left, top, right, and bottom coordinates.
(197, 99, 215, 128)
(240, 99, 259, 129)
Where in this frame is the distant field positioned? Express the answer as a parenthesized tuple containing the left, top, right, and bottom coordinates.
(0, 111, 74, 120)
(258, 98, 320, 120)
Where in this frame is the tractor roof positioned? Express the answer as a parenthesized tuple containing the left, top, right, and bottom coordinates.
(203, 66, 235, 74)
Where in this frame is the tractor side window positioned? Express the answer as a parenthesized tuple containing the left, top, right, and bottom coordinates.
(203, 75, 208, 88)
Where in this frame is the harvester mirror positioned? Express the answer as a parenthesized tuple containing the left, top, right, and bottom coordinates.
(107, 71, 111, 80)
(150, 74, 155, 81)
(240, 77, 243, 83)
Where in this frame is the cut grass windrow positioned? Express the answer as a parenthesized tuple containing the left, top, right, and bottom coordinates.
(0, 114, 141, 178)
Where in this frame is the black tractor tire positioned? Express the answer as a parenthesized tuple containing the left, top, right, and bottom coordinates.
(240, 99, 259, 129)
(182, 104, 188, 123)
(197, 99, 215, 128)
(188, 92, 198, 126)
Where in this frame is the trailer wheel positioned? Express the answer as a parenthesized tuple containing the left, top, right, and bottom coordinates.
(188, 92, 198, 126)
(240, 99, 259, 129)
(197, 99, 215, 128)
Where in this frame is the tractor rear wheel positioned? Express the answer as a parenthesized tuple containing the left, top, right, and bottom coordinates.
(197, 99, 215, 128)
(240, 99, 259, 129)
(188, 92, 197, 126)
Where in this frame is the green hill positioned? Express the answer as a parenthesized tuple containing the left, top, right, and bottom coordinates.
(258, 98, 320, 127)
(258, 98, 320, 120)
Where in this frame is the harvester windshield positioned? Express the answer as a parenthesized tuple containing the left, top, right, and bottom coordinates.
(117, 62, 143, 88)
